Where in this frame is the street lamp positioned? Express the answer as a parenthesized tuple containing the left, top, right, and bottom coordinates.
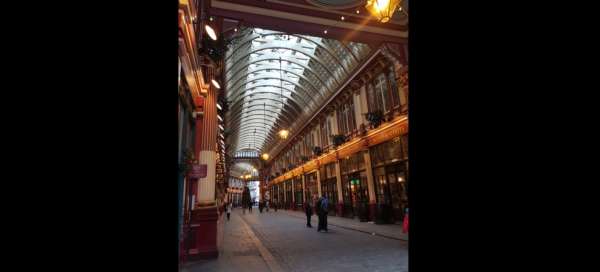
(365, 0, 402, 23)
(277, 57, 290, 140)
(278, 129, 290, 140)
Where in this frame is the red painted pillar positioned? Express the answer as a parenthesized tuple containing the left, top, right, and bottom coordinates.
(188, 80, 220, 260)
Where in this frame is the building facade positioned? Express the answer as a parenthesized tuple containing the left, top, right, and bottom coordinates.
(266, 44, 408, 223)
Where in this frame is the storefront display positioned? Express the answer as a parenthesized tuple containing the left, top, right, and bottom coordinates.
(371, 135, 408, 223)
(294, 176, 303, 209)
(340, 152, 369, 219)
(304, 172, 318, 204)
(320, 163, 338, 215)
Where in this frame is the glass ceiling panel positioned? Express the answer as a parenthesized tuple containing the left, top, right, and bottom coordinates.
(225, 28, 371, 154)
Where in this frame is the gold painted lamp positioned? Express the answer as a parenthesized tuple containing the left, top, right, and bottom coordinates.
(365, 0, 402, 23)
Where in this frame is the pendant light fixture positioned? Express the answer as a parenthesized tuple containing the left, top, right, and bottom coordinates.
(205, 24, 218, 41)
(277, 56, 290, 140)
(261, 102, 270, 160)
(365, 0, 402, 23)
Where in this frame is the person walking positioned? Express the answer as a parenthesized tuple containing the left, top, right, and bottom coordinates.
(320, 195, 329, 232)
(242, 187, 250, 215)
(316, 196, 323, 232)
(304, 199, 313, 228)
(226, 203, 231, 221)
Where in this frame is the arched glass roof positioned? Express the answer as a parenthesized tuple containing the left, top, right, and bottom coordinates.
(225, 28, 371, 155)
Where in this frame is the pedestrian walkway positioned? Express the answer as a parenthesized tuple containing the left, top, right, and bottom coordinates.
(278, 209, 408, 241)
(184, 208, 408, 272)
(242, 208, 408, 272)
(182, 208, 277, 272)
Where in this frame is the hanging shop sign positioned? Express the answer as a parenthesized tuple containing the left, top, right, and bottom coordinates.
(189, 164, 207, 179)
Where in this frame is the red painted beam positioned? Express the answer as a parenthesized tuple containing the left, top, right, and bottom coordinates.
(216, 0, 407, 31)
(208, 7, 406, 44)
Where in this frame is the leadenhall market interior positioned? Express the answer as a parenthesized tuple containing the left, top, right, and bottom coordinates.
(178, 0, 408, 271)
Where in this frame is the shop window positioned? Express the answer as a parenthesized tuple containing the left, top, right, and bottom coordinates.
(374, 167, 388, 204)
(294, 177, 303, 206)
(320, 118, 330, 147)
(336, 98, 357, 136)
(326, 163, 336, 178)
(375, 73, 390, 113)
(386, 138, 403, 163)
(348, 100, 356, 133)
(367, 83, 378, 112)
(320, 165, 327, 180)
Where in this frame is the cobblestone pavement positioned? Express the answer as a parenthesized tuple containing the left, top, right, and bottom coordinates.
(182, 209, 270, 272)
(187, 207, 408, 272)
(251, 209, 407, 272)
(278, 209, 408, 241)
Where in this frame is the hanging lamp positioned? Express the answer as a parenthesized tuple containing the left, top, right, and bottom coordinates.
(261, 102, 270, 160)
(277, 57, 290, 140)
(365, 0, 402, 23)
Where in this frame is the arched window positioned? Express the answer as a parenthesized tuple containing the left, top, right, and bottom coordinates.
(388, 68, 401, 110)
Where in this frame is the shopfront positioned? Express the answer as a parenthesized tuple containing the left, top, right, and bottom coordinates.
(294, 176, 303, 209)
(371, 134, 408, 223)
(340, 151, 369, 219)
(304, 171, 318, 205)
(320, 163, 338, 215)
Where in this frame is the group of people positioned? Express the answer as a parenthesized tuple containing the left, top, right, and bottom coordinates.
(225, 195, 408, 235)
(225, 200, 271, 221)
(304, 195, 329, 232)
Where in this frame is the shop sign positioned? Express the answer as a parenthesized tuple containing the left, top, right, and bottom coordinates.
(189, 164, 207, 179)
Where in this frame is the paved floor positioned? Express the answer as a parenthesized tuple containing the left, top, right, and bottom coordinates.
(182, 209, 270, 272)
(183, 208, 408, 272)
(278, 209, 408, 241)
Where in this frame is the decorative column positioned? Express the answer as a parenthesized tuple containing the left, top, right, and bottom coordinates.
(291, 178, 295, 210)
(283, 181, 287, 207)
(189, 81, 219, 259)
(363, 149, 377, 221)
(334, 159, 344, 216)
(316, 165, 322, 197)
(301, 173, 306, 205)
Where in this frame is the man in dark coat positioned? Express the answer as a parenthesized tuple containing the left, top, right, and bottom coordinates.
(242, 187, 251, 214)
(304, 199, 313, 228)
(317, 195, 329, 232)
(316, 196, 323, 232)
(321, 195, 329, 232)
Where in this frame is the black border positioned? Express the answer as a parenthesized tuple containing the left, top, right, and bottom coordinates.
(6, 0, 584, 270)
